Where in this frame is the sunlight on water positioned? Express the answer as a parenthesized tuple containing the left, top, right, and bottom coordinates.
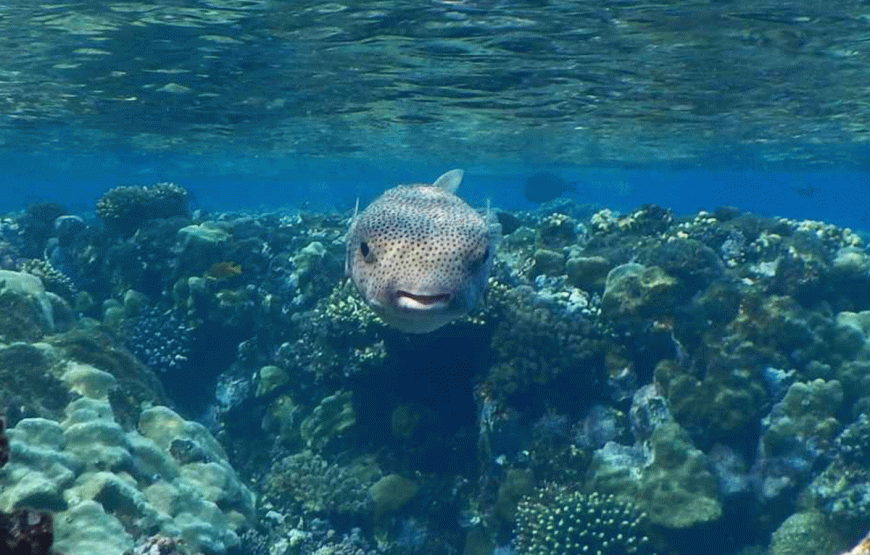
(1, 0, 869, 167)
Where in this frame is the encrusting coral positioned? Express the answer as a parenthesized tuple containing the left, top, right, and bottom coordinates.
(0, 416, 60, 555)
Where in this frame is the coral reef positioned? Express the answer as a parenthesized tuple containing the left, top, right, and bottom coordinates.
(515, 486, 654, 555)
(1, 417, 60, 555)
(0, 363, 253, 555)
(120, 301, 195, 376)
(7, 187, 870, 555)
(586, 420, 723, 529)
(263, 450, 378, 516)
(96, 183, 189, 236)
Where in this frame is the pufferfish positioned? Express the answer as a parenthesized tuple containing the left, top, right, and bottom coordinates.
(345, 169, 498, 333)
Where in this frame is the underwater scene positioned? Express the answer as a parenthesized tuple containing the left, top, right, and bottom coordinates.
(3, 1, 870, 555)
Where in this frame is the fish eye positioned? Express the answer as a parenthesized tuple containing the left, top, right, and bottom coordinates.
(360, 241, 371, 259)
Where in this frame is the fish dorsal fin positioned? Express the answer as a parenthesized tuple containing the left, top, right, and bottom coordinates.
(432, 169, 464, 193)
(353, 197, 359, 220)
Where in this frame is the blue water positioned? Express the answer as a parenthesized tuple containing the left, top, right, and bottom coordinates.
(3, 0, 870, 229)
(4, 148, 869, 232)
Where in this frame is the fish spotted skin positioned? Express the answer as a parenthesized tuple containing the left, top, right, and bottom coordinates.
(345, 170, 497, 333)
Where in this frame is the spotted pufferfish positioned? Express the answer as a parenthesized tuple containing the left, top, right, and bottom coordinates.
(345, 169, 499, 333)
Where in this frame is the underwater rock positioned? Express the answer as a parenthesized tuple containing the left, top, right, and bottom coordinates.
(628, 383, 674, 442)
(601, 263, 678, 321)
(494, 468, 535, 523)
(709, 443, 751, 499)
(769, 511, 849, 555)
(176, 223, 230, 274)
(255, 365, 289, 397)
(528, 248, 565, 278)
(752, 378, 843, 503)
(0, 269, 58, 341)
(369, 474, 419, 519)
(574, 404, 629, 451)
(53, 214, 86, 247)
(587, 421, 722, 529)
(565, 254, 611, 292)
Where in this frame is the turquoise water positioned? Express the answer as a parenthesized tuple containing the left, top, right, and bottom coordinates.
(2, 0, 869, 222)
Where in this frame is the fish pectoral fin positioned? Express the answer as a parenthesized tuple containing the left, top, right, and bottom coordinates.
(433, 169, 464, 193)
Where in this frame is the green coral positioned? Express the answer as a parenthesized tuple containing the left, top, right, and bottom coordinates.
(768, 511, 849, 555)
(586, 422, 722, 529)
(601, 263, 678, 321)
(515, 486, 654, 555)
(488, 284, 602, 398)
(655, 357, 767, 440)
(263, 450, 379, 516)
(300, 390, 356, 450)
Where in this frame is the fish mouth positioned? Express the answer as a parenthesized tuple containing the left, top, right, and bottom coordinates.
(395, 290, 452, 310)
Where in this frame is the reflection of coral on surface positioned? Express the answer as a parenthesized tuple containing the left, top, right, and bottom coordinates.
(0, 417, 59, 555)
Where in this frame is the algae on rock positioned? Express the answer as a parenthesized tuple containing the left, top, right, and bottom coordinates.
(587, 421, 722, 528)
